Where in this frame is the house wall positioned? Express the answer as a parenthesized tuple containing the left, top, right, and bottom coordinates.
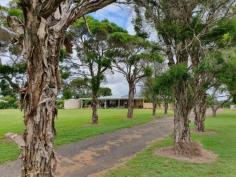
(134, 100, 144, 108)
(143, 103, 153, 109)
(64, 98, 146, 109)
(230, 105, 236, 110)
(64, 99, 81, 109)
(143, 103, 174, 109)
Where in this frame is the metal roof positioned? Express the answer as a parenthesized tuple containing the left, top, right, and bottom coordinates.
(78, 96, 144, 100)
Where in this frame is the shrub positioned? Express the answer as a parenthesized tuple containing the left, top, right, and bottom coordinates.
(57, 99, 64, 109)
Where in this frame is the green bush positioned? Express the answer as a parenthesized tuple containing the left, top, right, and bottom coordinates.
(0, 96, 18, 109)
(57, 99, 64, 109)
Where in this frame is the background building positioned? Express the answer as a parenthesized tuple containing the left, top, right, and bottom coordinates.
(64, 96, 144, 109)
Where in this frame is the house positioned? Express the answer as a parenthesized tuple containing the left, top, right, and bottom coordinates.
(64, 96, 144, 109)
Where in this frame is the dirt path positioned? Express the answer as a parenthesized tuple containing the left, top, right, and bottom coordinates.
(0, 117, 173, 177)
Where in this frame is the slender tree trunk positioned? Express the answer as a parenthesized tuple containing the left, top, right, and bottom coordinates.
(164, 102, 168, 115)
(212, 105, 218, 117)
(174, 81, 192, 155)
(194, 93, 207, 132)
(92, 94, 98, 124)
(127, 83, 135, 119)
(152, 95, 157, 118)
(21, 16, 62, 177)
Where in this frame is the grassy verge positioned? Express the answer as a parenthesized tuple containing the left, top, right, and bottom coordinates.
(0, 108, 169, 164)
(106, 110, 236, 177)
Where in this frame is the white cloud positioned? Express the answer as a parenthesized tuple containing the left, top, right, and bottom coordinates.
(0, 0, 9, 7)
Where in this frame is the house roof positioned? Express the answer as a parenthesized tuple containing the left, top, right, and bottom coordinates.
(78, 96, 144, 101)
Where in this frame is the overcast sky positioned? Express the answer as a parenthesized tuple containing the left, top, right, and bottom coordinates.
(0, 1, 140, 97)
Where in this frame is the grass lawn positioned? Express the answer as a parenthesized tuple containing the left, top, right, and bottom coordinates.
(0, 108, 168, 164)
(106, 110, 236, 177)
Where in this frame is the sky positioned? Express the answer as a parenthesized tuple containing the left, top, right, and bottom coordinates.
(91, 4, 137, 96)
(0, 1, 139, 97)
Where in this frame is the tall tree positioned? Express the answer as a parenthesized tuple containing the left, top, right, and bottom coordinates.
(191, 18, 236, 131)
(142, 47, 164, 118)
(68, 16, 124, 123)
(133, 0, 235, 155)
(6, 1, 115, 176)
(207, 50, 236, 117)
(109, 32, 150, 118)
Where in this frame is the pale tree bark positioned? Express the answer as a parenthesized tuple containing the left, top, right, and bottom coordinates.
(211, 105, 218, 117)
(92, 94, 99, 124)
(152, 95, 157, 118)
(194, 93, 207, 132)
(8, 1, 115, 177)
(174, 80, 193, 155)
(127, 82, 135, 119)
(21, 12, 61, 177)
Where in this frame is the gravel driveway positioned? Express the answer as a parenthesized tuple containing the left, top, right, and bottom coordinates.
(0, 117, 173, 177)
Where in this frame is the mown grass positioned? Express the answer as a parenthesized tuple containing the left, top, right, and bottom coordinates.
(106, 110, 236, 177)
(0, 108, 169, 164)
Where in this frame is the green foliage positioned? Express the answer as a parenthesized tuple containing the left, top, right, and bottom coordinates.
(0, 62, 26, 97)
(59, 48, 69, 62)
(98, 87, 112, 97)
(70, 16, 128, 98)
(68, 78, 91, 98)
(0, 80, 15, 97)
(134, 6, 149, 39)
(63, 87, 73, 99)
(204, 19, 236, 47)
(73, 16, 127, 39)
(222, 53, 236, 103)
(201, 49, 236, 103)
(8, 8, 23, 18)
(0, 63, 26, 77)
(108, 32, 148, 48)
(155, 64, 190, 94)
(158, 21, 194, 42)
(144, 66, 153, 77)
(69, 16, 127, 97)
(0, 96, 18, 109)
(60, 70, 70, 80)
(56, 99, 64, 109)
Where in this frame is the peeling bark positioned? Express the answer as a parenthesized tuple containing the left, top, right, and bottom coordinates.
(15, 1, 115, 177)
(151, 94, 158, 118)
(174, 81, 192, 155)
(194, 93, 207, 132)
(127, 82, 135, 119)
(5, 133, 25, 148)
(21, 15, 61, 177)
(92, 95, 98, 124)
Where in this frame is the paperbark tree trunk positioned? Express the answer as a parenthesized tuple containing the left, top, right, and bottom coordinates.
(92, 94, 98, 124)
(194, 93, 207, 132)
(212, 105, 218, 117)
(164, 102, 168, 115)
(12, 1, 115, 177)
(127, 82, 135, 119)
(152, 95, 157, 118)
(174, 81, 192, 155)
(21, 15, 62, 177)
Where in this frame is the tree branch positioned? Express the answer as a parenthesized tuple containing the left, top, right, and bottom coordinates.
(52, 0, 116, 32)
